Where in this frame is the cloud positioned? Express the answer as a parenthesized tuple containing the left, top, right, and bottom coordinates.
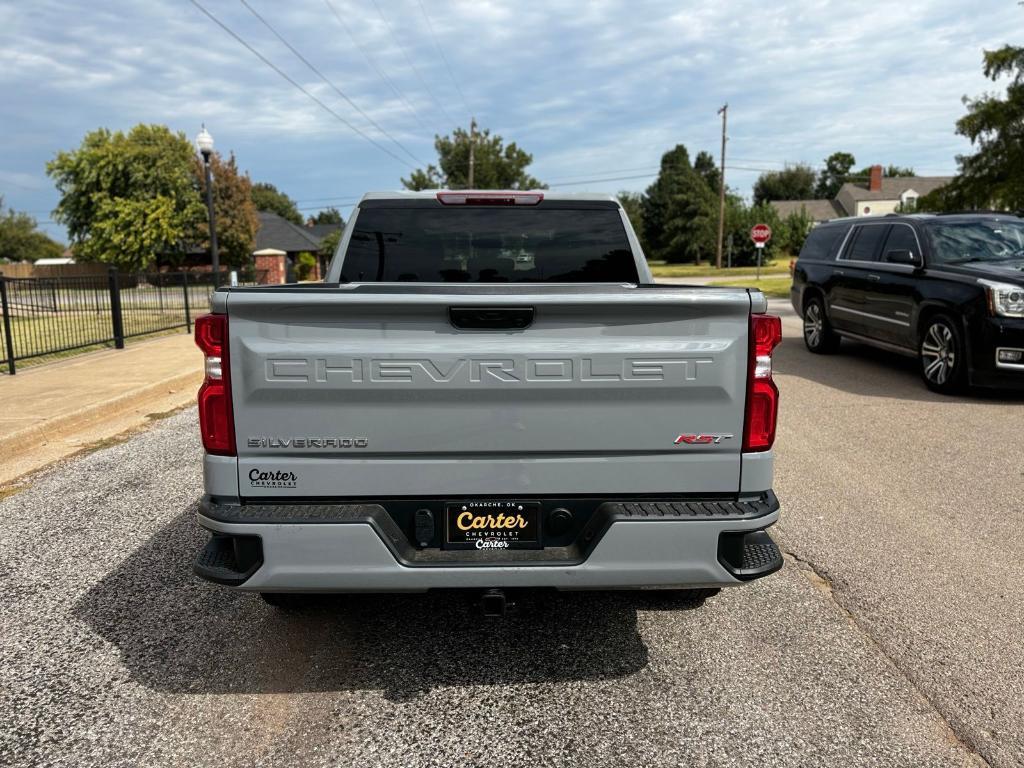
(0, 0, 1019, 239)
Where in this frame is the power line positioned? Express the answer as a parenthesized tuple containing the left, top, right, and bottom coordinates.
(0, 178, 43, 193)
(416, 0, 471, 119)
(238, 0, 425, 166)
(293, 194, 364, 204)
(188, 0, 415, 169)
(297, 202, 357, 212)
(323, 0, 431, 132)
(369, 0, 455, 128)
(546, 164, 662, 182)
(549, 172, 659, 187)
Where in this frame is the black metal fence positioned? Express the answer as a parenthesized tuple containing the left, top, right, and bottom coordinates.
(0, 268, 233, 374)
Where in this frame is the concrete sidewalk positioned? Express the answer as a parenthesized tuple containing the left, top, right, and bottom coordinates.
(0, 332, 202, 485)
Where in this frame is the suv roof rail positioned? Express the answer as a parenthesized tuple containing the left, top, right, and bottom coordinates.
(934, 210, 1019, 217)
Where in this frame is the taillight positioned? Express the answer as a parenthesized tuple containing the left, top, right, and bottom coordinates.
(436, 191, 543, 206)
(194, 314, 235, 456)
(743, 314, 782, 452)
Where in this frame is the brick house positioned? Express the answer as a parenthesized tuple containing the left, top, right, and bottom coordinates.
(252, 212, 342, 284)
(165, 213, 342, 283)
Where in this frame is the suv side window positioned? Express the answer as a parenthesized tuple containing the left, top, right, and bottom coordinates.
(842, 224, 890, 263)
(798, 225, 847, 261)
(881, 224, 920, 262)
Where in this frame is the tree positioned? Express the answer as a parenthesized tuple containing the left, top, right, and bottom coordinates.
(640, 144, 722, 263)
(854, 164, 915, 180)
(0, 198, 64, 263)
(693, 150, 721, 194)
(402, 126, 545, 190)
(723, 200, 784, 267)
(663, 179, 718, 263)
(308, 207, 344, 226)
(921, 45, 1024, 211)
(814, 152, 856, 199)
(47, 124, 205, 270)
(251, 182, 302, 225)
(190, 151, 259, 268)
(642, 145, 691, 261)
(295, 251, 318, 281)
(752, 164, 817, 205)
(320, 228, 342, 258)
(774, 208, 815, 256)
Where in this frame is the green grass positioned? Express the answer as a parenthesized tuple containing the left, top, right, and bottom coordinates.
(4, 312, 190, 370)
(707, 275, 793, 298)
(649, 263, 790, 278)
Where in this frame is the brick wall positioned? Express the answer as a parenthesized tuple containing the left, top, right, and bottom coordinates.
(254, 253, 286, 284)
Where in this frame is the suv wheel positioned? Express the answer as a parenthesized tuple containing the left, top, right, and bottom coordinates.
(919, 315, 966, 394)
(803, 297, 840, 353)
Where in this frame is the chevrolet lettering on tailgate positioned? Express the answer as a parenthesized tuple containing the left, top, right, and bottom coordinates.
(264, 356, 716, 385)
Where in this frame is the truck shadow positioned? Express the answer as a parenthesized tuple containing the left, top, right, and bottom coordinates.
(73, 508, 704, 699)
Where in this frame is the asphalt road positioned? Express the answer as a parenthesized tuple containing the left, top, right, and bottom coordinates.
(2, 304, 1021, 767)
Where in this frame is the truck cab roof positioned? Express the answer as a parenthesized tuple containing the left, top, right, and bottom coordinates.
(357, 190, 620, 204)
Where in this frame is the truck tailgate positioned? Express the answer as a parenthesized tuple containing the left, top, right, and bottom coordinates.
(225, 285, 752, 498)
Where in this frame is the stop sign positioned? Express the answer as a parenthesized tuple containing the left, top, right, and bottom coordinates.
(750, 223, 772, 245)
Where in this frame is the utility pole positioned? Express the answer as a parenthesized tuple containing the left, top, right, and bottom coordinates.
(715, 104, 728, 270)
(467, 116, 476, 189)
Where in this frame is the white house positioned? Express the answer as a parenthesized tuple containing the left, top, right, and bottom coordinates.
(771, 165, 953, 224)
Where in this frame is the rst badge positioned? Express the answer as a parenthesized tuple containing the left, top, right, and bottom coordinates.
(674, 433, 734, 445)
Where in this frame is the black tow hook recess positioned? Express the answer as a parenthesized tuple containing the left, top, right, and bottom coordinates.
(480, 588, 513, 618)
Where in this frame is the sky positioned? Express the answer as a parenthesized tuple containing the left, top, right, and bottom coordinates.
(1, 0, 1020, 242)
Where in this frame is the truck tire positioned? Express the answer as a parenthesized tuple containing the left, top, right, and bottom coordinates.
(802, 296, 840, 354)
(919, 314, 967, 394)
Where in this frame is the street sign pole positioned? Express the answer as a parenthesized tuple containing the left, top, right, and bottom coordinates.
(756, 242, 764, 280)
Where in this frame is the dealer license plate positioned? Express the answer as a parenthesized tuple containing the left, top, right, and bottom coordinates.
(445, 501, 541, 550)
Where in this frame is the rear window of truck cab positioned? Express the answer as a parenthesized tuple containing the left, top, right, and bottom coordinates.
(340, 203, 639, 283)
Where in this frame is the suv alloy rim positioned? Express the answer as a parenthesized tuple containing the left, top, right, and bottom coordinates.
(804, 303, 823, 348)
(921, 322, 955, 385)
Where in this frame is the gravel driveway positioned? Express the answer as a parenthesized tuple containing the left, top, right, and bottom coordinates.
(1, 308, 1019, 767)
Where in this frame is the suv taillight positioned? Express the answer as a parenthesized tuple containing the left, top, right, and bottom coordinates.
(194, 314, 235, 456)
(743, 314, 782, 452)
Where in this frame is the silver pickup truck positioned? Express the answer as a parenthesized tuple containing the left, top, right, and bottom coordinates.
(192, 190, 783, 613)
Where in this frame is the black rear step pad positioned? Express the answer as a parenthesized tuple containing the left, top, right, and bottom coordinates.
(717, 530, 784, 581)
(194, 534, 262, 586)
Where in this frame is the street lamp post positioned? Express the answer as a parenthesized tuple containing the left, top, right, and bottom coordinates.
(196, 126, 220, 286)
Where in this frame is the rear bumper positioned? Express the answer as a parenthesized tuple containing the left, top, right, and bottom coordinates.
(194, 494, 782, 592)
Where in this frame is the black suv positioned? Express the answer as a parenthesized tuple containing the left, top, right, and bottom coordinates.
(791, 213, 1024, 393)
